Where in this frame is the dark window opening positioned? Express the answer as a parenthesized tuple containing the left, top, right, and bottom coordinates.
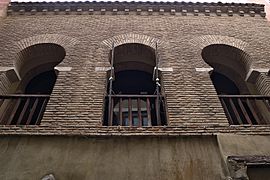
(210, 71, 240, 95)
(247, 165, 270, 180)
(110, 70, 156, 95)
(1, 70, 57, 125)
(212, 72, 263, 125)
(25, 70, 57, 94)
(202, 44, 270, 125)
(103, 43, 167, 127)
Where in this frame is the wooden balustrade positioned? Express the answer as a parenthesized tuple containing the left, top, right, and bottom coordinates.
(0, 94, 50, 125)
(218, 95, 270, 125)
(104, 94, 167, 126)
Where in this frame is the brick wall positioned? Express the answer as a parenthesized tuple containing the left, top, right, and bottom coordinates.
(0, 2, 270, 136)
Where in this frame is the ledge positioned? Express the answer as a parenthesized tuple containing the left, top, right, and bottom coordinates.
(7, 1, 266, 17)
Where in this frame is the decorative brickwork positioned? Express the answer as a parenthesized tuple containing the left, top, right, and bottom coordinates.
(7, 1, 266, 17)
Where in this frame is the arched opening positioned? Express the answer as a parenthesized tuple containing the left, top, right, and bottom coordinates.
(0, 43, 65, 125)
(210, 71, 240, 95)
(103, 43, 167, 126)
(202, 44, 269, 125)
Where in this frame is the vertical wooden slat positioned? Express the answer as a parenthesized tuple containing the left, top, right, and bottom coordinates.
(146, 97, 152, 126)
(110, 98, 114, 126)
(108, 96, 112, 126)
(25, 98, 39, 125)
(237, 98, 253, 124)
(246, 98, 261, 124)
(220, 98, 234, 125)
(119, 98, 122, 126)
(6, 98, 21, 125)
(137, 98, 142, 127)
(128, 98, 132, 126)
(35, 98, 48, 125)
(155, 96, 161, 125)
(16, 98, 30, 125)
(228, 98, 243, 124)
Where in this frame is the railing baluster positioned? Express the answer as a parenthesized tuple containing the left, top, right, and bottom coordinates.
(137, 98, 142, 127)
(26, 97, 39, 125)
(155, 96, 161, 126)
(246, 98, 261, 124)
(228, 98, 243, 124)
(35, 98, 49, 125)
(237, 98, 253, 124)
(119, 98, 122, 126)
(220, 98, 234, 125)
(263, 98, 270, 112)
(146, 97, 152, 126)
(16, 98, 30, 125)
(128, 98, 132, 126)
(7, 98, 22, 125)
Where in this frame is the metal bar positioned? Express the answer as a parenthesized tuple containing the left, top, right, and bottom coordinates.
(137, 98, 142, 127)
(109, 97, 114, 126)
(25, 97, 39, 125)
(246, 98, 261, 124)
(16, 98, 30, 125)
(35, 98, 49, 125)
(237, 98, 253, 124)
(228, 98, 243, 124)
(155, 42, 161, 126)
(156, 96, 161, 125)
(108, 42, 115, 126)
(108, 94, 162, 98)
(6, 98, 22, 125)
(220, 98, 234, 125)
(128, 98, 132, 126)
(0, 94, 50, 98)
(119, 98, 122, 126)
(218, 95, 270, 98)
(146, 97, 152, 126)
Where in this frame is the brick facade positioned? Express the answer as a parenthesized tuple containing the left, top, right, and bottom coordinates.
(0, 2, 269, 136)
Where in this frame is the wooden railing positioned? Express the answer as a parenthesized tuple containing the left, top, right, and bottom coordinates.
(104, 94, 167, 126)
(0, 94, 50, 125)
(218, 95, 270, 125)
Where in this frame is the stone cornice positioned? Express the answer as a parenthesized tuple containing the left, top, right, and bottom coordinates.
(7, 1, 266, 17)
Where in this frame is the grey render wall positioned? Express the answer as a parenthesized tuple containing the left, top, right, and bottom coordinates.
(0, 9, 270, 135)
(0, 136, 227, 180)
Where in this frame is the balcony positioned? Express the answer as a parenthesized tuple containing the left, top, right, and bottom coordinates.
(0, 94, 50, 125)
(103, 94, 167, 126)
(219, 95, 270, 125)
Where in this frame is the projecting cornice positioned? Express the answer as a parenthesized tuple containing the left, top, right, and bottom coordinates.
(7, 1, 266, 17)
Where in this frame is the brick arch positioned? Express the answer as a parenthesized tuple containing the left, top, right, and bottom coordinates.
(191, 35, 252, 77)
(102, 33, 161, 49)
(190, 35, 248, 51)
(190, 35, 251, 68)
(14, 34, 79, 79)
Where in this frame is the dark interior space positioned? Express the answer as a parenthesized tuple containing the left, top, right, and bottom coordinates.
(110, 70, 156, 95)
(210, 71, 240, 95)
(25, 70, 57, 94)
(247, 165, 270, 180)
